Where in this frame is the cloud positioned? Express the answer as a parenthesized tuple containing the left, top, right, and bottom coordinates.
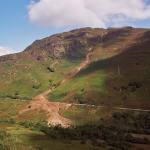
(28, 0, 150, 28)
(0, 46, 14, 56)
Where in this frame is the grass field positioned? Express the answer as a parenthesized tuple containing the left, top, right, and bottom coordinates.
(61, 105, 116, 126)
(0, 99, 109, 150)
(0, 124, 107, 150)
(49, 70, 107, 103)
(0, 59, 81, 100)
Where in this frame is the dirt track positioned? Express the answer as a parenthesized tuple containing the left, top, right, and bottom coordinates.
(19, 49, 93, 127)
(19, 90, 72, 127)
(19, 48, 150, 127)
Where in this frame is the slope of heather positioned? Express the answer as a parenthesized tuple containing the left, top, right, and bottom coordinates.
(48, 27, 150, 109)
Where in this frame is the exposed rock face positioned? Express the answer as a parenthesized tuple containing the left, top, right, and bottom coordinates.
(24, 27, 150, 59)
(0, 27, 150, 62)
(23, 27, 106, 59)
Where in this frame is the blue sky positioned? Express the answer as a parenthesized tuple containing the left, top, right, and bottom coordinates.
(0, 0, 63, 52)
(0, 0, 150, 55)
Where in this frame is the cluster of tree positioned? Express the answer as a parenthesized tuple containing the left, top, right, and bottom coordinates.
(41, 111, 150, 150)
(40, 124, 131, 150)
(111, 111, 150, 134)
(16, 111, 150, 150)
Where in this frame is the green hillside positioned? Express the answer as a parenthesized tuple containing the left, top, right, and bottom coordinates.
(0, 27, 150, 150)
(47, 28, 150, 109)
(0, 58, 81, 100)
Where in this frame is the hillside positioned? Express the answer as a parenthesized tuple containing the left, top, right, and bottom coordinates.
(50, 27, 150, 109)
(0, 27, 150, 109)
(0, 27, 150, 150)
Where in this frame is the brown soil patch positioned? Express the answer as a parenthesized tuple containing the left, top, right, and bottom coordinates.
(19, 90, 72, 127)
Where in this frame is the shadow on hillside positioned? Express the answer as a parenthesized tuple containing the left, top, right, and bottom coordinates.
(76, 32, 150, 77)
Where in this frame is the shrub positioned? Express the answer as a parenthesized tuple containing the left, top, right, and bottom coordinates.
(32, 83, 41, 89)
(47, 66, 55, 72)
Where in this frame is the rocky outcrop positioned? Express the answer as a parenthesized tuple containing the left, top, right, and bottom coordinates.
(23, 27, 105, 59)
(0, 27, 150, 62)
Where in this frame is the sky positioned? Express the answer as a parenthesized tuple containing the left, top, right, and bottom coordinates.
(0, 0, 150, 56)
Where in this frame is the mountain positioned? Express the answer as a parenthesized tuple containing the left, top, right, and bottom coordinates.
(0, 27, 150, 109)
(0, 27, 150, 150)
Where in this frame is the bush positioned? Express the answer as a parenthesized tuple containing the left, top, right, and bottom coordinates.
(19, 120, 47, 130)
(74, 93, 84, 104)
(47, 66, 55, 72)
(32, 83, 41, 89)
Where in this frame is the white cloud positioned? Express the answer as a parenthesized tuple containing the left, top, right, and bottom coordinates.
(28, 0, 150, 28)
(0, 46, 14, 56)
